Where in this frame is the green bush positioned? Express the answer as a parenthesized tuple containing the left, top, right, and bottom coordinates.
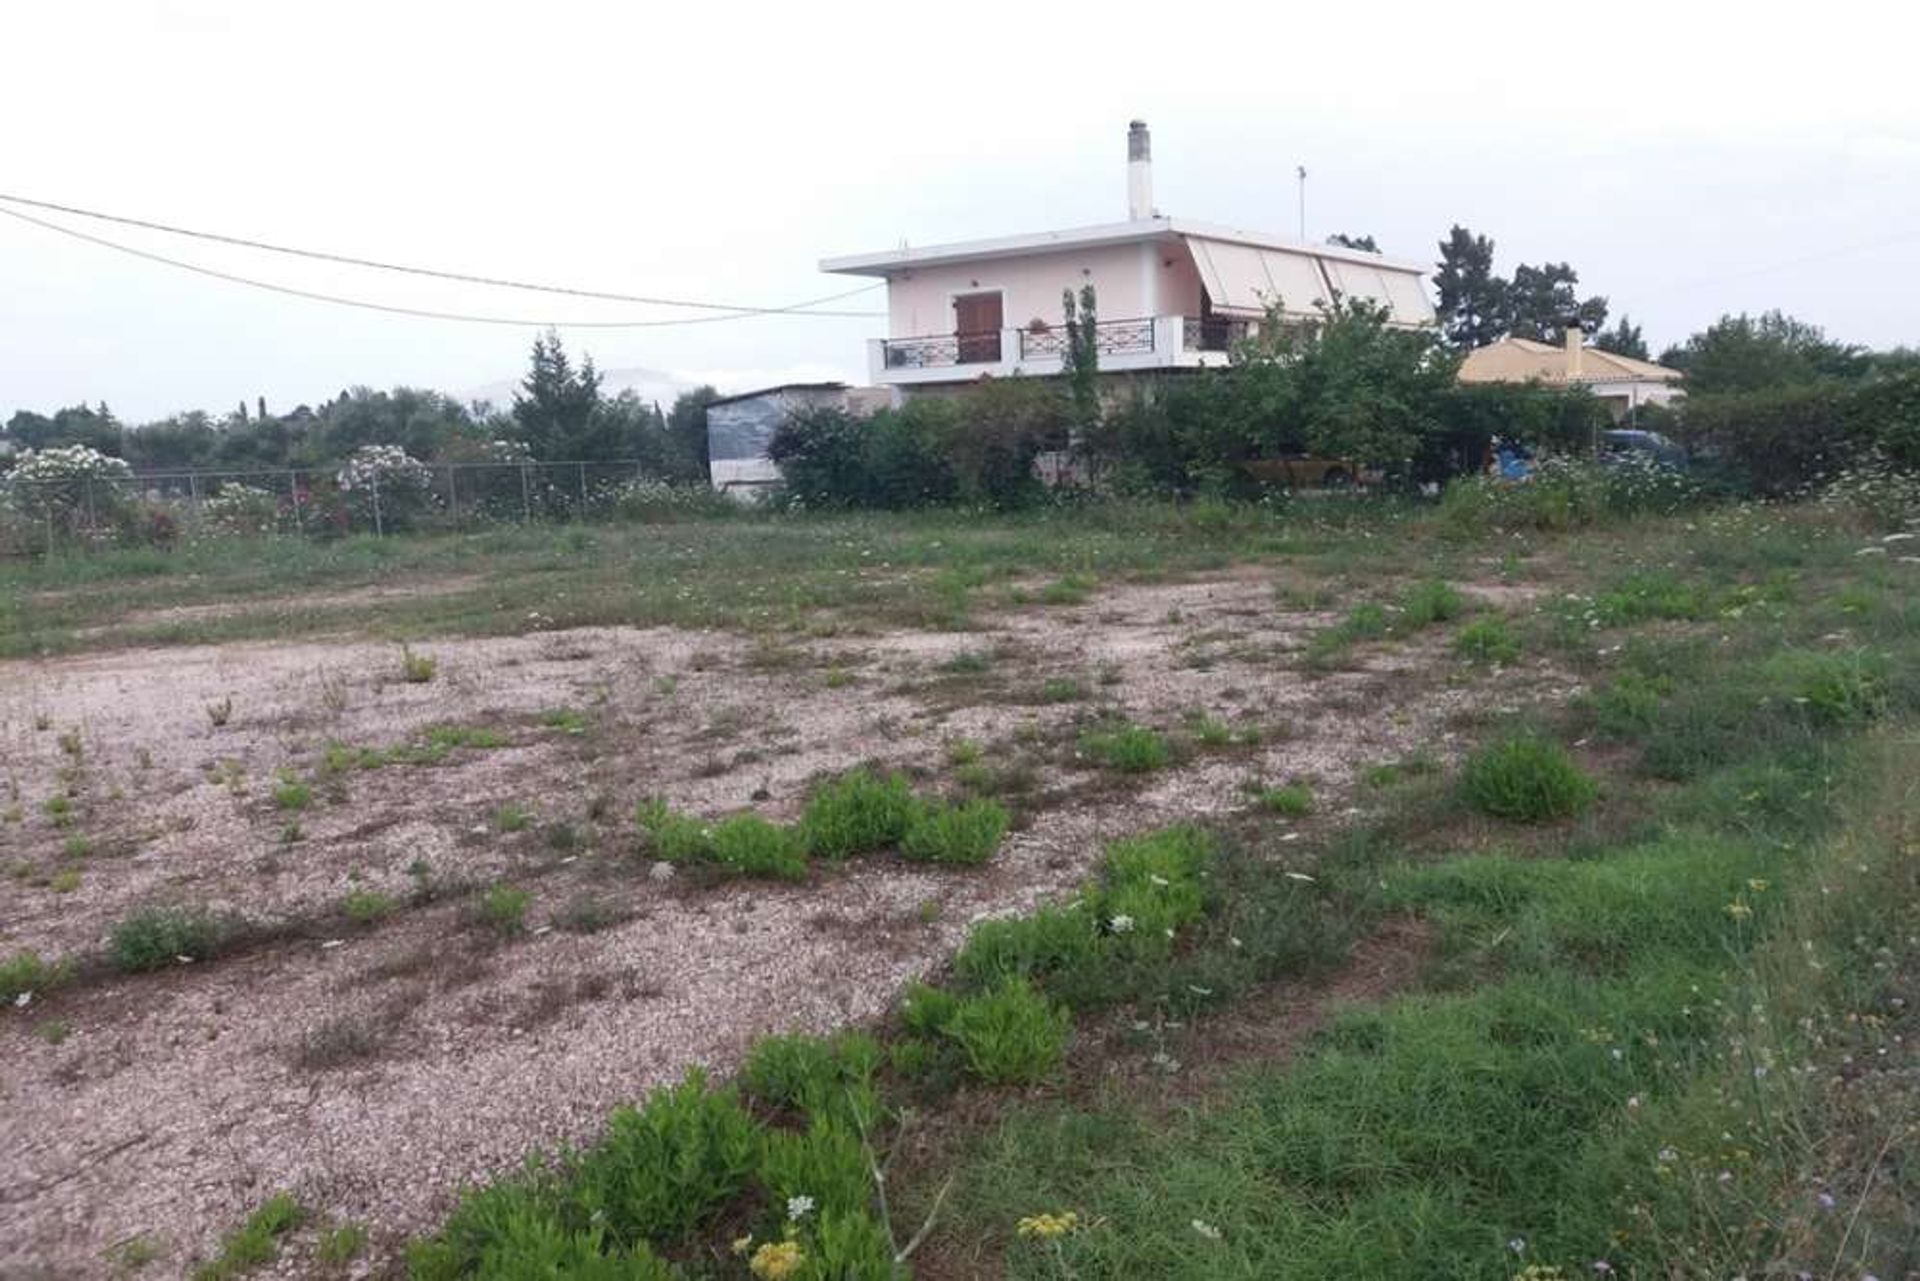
(191, 1193, 304, 1281)
(1400, 580, 1465, 627)
(944, 978, 1071, 1084)
(1761, 648, 1888, 725)
(1452, 616, 1521, 665)
(899, 981, 963, 1036)
(341, 888, 397, 924)
(741, 1030, 882, 1124)
(567, 1070, 762, 1245)
(110, 906, 224, 972)
(477, 884, 532, 936)
(760, 1120, 873, 1220)
(710, 814, 809, 880)
(800, 768, 919, 858)
(1460, 736, 1599, 822)
(1079, 723, 1171, 773)
(0, 948, 55, 1001)
(637, 798, 712, 862)
(900, 798, 1009, 865)
(1257, 782, 1314, 816)
(806, 1209, 899, 1281)
(953, 907, 1102, 991)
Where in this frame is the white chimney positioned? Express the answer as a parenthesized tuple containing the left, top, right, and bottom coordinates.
(1564, 320, 1584, 380)
(1127, 120, 1153, 221)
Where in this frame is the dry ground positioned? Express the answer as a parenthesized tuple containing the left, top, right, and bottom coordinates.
(0, 569, 1569, 1276)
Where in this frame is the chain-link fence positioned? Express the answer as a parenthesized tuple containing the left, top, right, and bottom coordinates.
(0, 460, 725, 556)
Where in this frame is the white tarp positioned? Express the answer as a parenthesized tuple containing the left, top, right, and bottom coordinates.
(1184, 236, 1332, 316)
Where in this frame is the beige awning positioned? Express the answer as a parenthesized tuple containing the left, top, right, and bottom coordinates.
(1184, 236, 1332, 316)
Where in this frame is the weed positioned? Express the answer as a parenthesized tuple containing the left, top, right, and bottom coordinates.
(1038, 573, 1096, 605)
(947, 739, 984, 767)
(954, 907, 1102, 991)
(544, 821, 582, 853)
(205, 696, 233, 728)
(1187, 714, 1235, 748)
(43, 793, 74, 827)
(49, 868, 81, 893)
(295, 1013, 391, 1070)
(710, 815, 808, 880)
(111, 1235, 162, 1273)
(1461, 736, 1599, 822)
(341, 888, 396, 924)
(742, 1029, 883, 1124)
(900, 798, 1010, 866)
(494, 802, 533, 833)
(278, 821, 304, 845)
(939, 650, 994, 676)
(476, 883, 532, 937)
(554, 892, 621, 934)
(57, 726, 83, 761)
(1, 949, 55, 1001)
(110, 907, 224, 972)
(1039, 677, 1088, 703)
(637, 798, 714, 863)
(1079, 723, 1171, 773)
(271, 773, 312, 811)
(36, 1018, 70, 1044)
(1256, 782, 1314, 817)
(539, 707, 590, 735)
(398, 644, 437, 683)
(62, 833, 90, 859)
(945, 978, 1070, 1084)
(1453, 616, 1522, 665)
(1400, 579, 1467, 627)
(760, 1119, 874, 1221)
(800, 768, 918, 858)
(315, 1223, 369, 1266)
(190, 1193, 303, 1281)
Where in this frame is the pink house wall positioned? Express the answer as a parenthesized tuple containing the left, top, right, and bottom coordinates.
(884, 240, 1206, 339)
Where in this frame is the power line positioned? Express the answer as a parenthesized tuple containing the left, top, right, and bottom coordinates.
(0, 204, 883, 328)
(0, 190, 882, 317)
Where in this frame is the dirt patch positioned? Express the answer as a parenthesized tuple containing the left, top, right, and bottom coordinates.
(0, 570, 1570, 1276)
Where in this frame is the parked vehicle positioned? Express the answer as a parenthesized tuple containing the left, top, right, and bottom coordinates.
(1240, 456, 1381, 490)
(1600, 429, 1687, 469)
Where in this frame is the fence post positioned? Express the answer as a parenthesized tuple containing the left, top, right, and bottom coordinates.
(84, 477, 97, 537)
(576, 461, 588, 514)
(520, 464, 532, 523)
(446, 465, 459, 528)
(371, 470, 384, 538)
(289, 470, 304, 533)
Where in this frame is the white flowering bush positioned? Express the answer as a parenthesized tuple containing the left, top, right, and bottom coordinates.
(601, 477, 737, 523)
(1441, 457, 1699, 534)
(335, 445, 438, 531)
(1, 444, 138, 546)
(1816, 451, 1920, 532)
(198, 484, 283, 539)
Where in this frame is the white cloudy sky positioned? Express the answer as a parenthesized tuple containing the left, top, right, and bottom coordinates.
(3, 0, 1917, 422)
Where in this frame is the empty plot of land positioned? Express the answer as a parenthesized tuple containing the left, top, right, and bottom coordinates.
(0, 570, 1564, 1274)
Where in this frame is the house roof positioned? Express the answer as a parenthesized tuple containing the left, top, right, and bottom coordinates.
(1458, 337, 1683, 387)
(820, 216, 1427, 278)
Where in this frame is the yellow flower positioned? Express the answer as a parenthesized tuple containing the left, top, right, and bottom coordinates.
(730, 1234, 754, 1257)
(1746, 878, 1770, 892)
(1724, 900, 1753, 921)
(749, 1240, 805, 1280)
(1016, 1211, 1080, 1240)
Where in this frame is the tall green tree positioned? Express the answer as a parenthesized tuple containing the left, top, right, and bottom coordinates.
(1061, 284, 1100, 436)
(1504, 262, 1608, 345)
(1658, 311, 1868, 393)
(666, 386, 722, 482)
(1433, 226, 1507, 351)
(511, 331, 608, 460)
(1593, 315, 1649, 360)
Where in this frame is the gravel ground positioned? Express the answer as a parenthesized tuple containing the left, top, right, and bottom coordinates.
(0, 571, 1571, 1276)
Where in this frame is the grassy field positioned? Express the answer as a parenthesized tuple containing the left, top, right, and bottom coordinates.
(4, 496, 1915, 1278)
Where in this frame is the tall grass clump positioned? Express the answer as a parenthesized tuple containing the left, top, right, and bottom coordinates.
(900, 798, 1010, 865)
(709, 814, 809, 880)
(1078, 722, 1171, 773)
(799, 767, 918, 858)
(1460, 736, 1598, 822)
(942, 978, 1070, 1085)
(110, 906, 225, 972)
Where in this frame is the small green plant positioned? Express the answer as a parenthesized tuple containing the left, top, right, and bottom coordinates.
(568, 1070, 760, 1244)
(947, 739, 984, 767)
(43, 793, 74, 828)
(35, 1018, 70, 1045)
(111, 1235, 162, 1272)
(49, 868, 81, 894)
(1460, 735, 1599, 822)
(190, 1193, 304, 1281)
(57, 726, 83, 761)
(823, 667, 855, 689)
(1256, 781, 1314, 817)
(944, 977, 1070, 1084)
(1, 949, 55, 1001)
(1038, 573, 1096, 605)
(953, 907, 1101, 990)
(539, 707, 589, 735)
(900, 798, 1010, 865)
(1187, 714, 1235, 748)
(205, 697, 233, 728)
(476, 883, 532, 937)
(110, 907, 223, 972)
(710, 814, 808, 880)
(1039, 677, 1088, 703)
(62, 833, 91, 860)
(742, 1029, 882, 1122)
(315, 1223, 369, 1266)
(1079, 722, 1171, 773)
(637, 798, 713, 862)
(938, 650, 994, 676)
(759, 1120, 875, 1222)
(398, 645, 437, 683)
(1400, 579, 1466, 627)
(494, 802, 533, 833)
(800, 768, 918, 858)
(271, 774, 312, 812)
(341, 888, 396, 924)
(1453, 616, 1522, 665)
(278, 821, 304, 845)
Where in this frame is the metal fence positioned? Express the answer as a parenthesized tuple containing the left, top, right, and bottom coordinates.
(0, 459, 707, 554)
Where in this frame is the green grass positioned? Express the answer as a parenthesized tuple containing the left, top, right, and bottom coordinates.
(340, 887, 396, 924)
(1079, 723, 1171, 773)
(475, 883, 531, 937)
(799, 767, 918, 858)
(270, 775, 312, 811)
(900, 798, 1010, 865)
(1254, 781, 1314, 816)
(190, 1193, 304, 1281)
(0, 948, 57, 1001)
(1459, 736, 1599, 822)
(315, 1222, 369, 1266)
(709, 814, 809, 880)
(637, 798, 713, 863)
(1452, 616, 1521, 665)
(110, 906, 225, 972)
(943, 978, 1071, 1084)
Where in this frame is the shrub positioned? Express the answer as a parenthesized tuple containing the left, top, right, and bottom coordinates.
(944, 978, 1070, 1084)
(760, 1120, 874, 1220)
(806, 1210, 899, 1281)
(566, 1070, 761, 1245)
(1762, 648, 1889, 726)
(494, 802, 534, 833)
(271, 775, 312, 811)
(315, 1224, 370, 1266)
(0, 949, 55, 1001)
(742, 1030, 883, 1119)
(191, 1193, 304, 1281)
(477, 884, 532, 937)
(636, 798, 711, 862)
(953, 907, 1101, 991)
(1453, 616, 1522, 665)
(111, 907, 224, 972)
(1460, 736, 1599, 822)
(799, 768, 918, 858)
(900, 798, 1009, 865)
(1079, 723, 1171, 772)
(710, 815, 808, 880)
(399, 645, 438, 683)
(1257, 782, 1314, 817)
(1400, 580, 1466, 627)
(899, 981, 963, 1036)
(341, 888, 397, 924)
(337, 444, 437, 532)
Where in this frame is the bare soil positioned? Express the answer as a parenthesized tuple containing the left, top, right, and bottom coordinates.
(0, 570, 1569, 1277)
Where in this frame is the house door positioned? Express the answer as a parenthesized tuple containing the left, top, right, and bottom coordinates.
(954, 292, 1003, 364)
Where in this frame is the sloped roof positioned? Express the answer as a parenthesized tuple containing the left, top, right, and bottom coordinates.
(1459, 337, 1682, 386)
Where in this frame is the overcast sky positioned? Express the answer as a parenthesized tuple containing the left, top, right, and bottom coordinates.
(3, 0, 1917, 423)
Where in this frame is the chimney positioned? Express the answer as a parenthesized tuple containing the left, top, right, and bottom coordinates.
(1564, 319, 1584, 381)
(1127, 120, 1153, 221)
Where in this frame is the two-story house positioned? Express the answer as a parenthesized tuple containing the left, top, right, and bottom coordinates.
(820, 121, 1434, 396)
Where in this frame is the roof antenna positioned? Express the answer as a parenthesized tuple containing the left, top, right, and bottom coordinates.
(1295, 166, 1307, 240)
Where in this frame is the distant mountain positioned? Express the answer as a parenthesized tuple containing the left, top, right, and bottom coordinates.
(463, 361, 857, 413)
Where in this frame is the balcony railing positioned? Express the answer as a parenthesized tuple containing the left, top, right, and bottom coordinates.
(1182, 317, 1251, 352)
(1017, 317, 1156, 361)
(882, 330, 1001, 369)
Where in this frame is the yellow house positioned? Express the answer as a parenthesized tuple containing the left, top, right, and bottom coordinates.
(1458, 327, 1684, 421)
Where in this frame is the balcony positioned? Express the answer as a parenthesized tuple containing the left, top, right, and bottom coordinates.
(871, 315, 1251, 385)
